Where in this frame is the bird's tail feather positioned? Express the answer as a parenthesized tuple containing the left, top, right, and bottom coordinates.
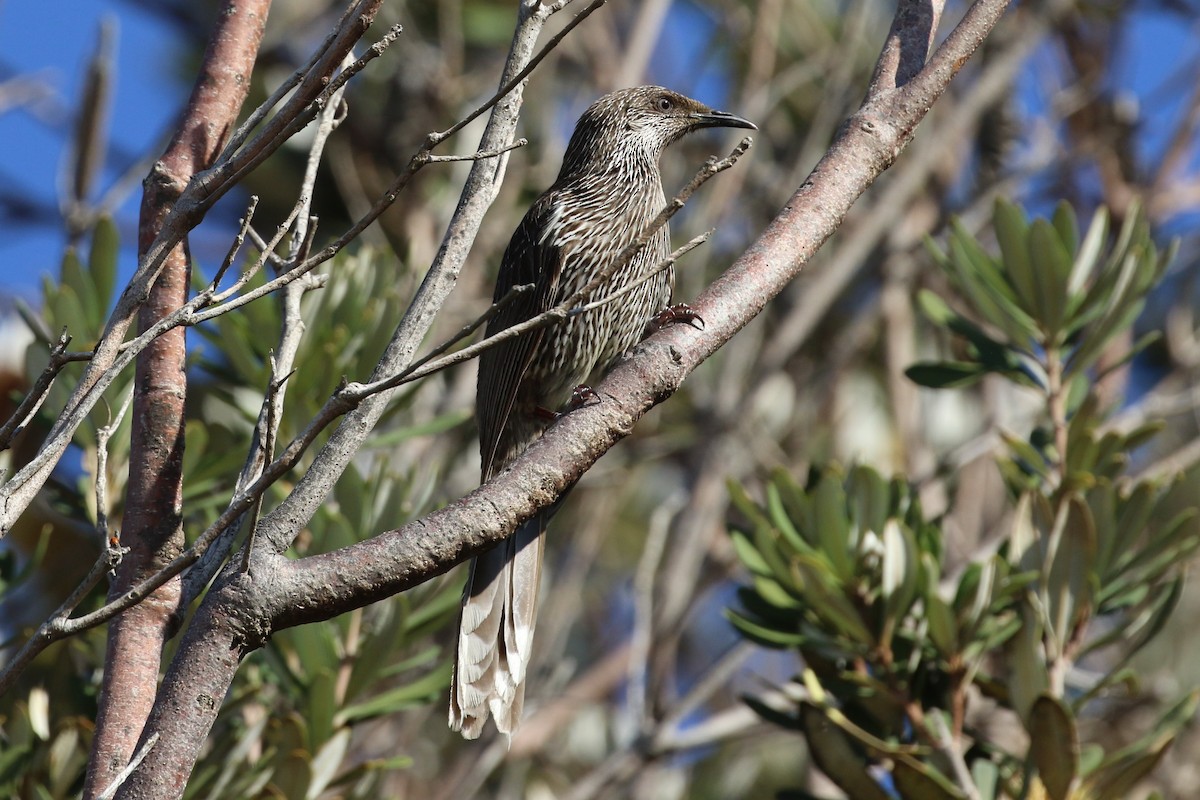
(450, 515, 545, 738)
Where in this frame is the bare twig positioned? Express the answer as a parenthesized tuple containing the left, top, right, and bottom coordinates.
(571, 231, 711, 317)
(0, 331, 89, 453)
(93, 388, 133, 544)
(928, 711, 983, 800)
(211, 195, 260, 291)
(424, 138, 528, 164)
(626, 491, 682, 737)
(95, 733, 160, 800)
(428, 0, 610, 146)
(403, 283, 536, 377)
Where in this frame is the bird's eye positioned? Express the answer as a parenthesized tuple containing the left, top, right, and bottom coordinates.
(656, 96, 673, 112)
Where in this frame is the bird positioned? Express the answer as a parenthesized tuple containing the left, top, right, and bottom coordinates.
(451, 85, 755, 738)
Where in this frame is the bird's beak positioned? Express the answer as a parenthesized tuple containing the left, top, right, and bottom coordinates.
(690, 109, 757, 131)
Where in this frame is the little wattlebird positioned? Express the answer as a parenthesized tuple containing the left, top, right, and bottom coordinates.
(451, 86, 755, 738)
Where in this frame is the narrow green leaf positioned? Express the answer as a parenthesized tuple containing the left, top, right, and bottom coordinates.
(1067, 206, 1109, 299)
(306, 728, 352, 800)
(1051, 201, 1079, 257)
(848, 464, 891, 542)
(1007, 606, 1047, 722)
(881, 520, 920, 635)
(88, 215, 120, 310)
(1028, 218, 1072, 338)
(794, 558, 873, 644)
(335, 663, 450, 724)
(971, 758, 1000, 800)
(999, 431, 1049, 479)
(742, 694, 802, 731)
(814, 474, 853, 580)
(994, 198, 1039, 317)
(905, 361, 987, 389)
(307, 669, 337, 751)
(1029, 694, 1080, 800)
(726, 608, 806, 649)
(799, 704, 892, 800)
(892, 756, 968, 800)
(925, 591, 958, 656)
(753, 574, 805, 609)
(730, 528, 773, 578)
(766, 479, 805, 555)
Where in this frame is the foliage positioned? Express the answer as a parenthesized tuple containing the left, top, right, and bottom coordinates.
(728, 200, 1199, 799)
(0, 227, 462, 799)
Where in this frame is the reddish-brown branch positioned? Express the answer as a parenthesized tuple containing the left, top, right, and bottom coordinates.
(82, 1, 272, 797)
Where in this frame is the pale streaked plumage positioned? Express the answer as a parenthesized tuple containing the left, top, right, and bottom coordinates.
(451, 86, 755, 739)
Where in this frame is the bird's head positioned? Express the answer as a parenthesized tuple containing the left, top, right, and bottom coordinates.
(560, 86, 756, 176)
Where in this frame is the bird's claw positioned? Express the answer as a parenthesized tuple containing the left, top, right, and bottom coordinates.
(534, 385, 600, 421)
(567, 384, 600, 410)
(648, 303, 705, 333)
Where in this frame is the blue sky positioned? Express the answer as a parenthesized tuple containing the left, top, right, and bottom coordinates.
(1, 3, 1198, 305)
(0, 1, 187, 299)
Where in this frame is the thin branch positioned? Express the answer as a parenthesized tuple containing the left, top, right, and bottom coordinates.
(427, 0, 610, 146)
(627, 491, 682, 736)
(402, 283, 536, 377)
(93, 387, 133, 545)
(0, 330, 87, 453)
(928, 711, 983, 800)
(570, 231, 711, 317)
(211, 195, 260, 290)
(203, 21, 404, 201)
(95, 733, 160, 800)
(424, 137, 528, 164)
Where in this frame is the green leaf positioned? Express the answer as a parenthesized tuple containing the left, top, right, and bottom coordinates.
(88, 215, 120, 311)
(1051, 201, 1079, 257)
(726, 608, 806, 649)
(892, 755, 968, 800)
(1066, 206, 1108, 300)
(814, 473, 853, 580)
(1029, 694, 1079, 800)
(307, 669, 337, 750)
(335, 663, 450, 725)
(1028, 217, 1072, 338)
(925, 591, 958, 656)
(306, 728, 351, 800)
(1007, 606, 1047, 722)
(999, 431, 1049, 480)
(945, 221, 1038, 347)
(848, 465, 891, 545)
(766, 478, 806, 555)
(795, 557, 873, 643)
(366, 408, 472, 448)
(994, 198, 1039, 319)
(730, 528, 773, 578)
(753, 574, 804, 609)
(905, 361, 987, 389)
(1046, 496, 1096, 648)
(799, 704, 892, 800)
(971, 758, 1000, 800)
(881, 520, 919, 637)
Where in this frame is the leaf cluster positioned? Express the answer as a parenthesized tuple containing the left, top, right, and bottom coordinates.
(1, 233, 465, 798)
(726, 201, 1199, 799)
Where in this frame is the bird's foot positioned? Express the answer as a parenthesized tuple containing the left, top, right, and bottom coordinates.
(567, 384, 600, 410)
(647, 303, 705, 334)
(534, 385, 600, 420)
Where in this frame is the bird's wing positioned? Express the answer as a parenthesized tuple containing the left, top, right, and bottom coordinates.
(476, 192, 564, 480)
